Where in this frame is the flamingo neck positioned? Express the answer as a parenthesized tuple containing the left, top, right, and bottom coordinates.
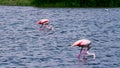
(46, 25, 54, 30)
(87, 51, 96, 59)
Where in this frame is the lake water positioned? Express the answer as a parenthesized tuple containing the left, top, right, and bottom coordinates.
(0, 6, 120, 68)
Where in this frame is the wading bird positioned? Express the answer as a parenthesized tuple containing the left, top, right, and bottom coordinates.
(36, 19, 54, 30)
(72, 39, 95, 59)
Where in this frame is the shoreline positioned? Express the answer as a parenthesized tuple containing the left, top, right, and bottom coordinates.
(0, 0, 120, 8)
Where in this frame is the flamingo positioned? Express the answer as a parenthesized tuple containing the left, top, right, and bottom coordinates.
(72, 39, 95, 59)
(36, 19, 54, 30)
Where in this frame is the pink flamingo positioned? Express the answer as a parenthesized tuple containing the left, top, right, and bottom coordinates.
(36, 19, 54, 30)
(72, 39, 95, 59)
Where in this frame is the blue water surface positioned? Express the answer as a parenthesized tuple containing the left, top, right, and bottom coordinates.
(0, 6, 120, 68)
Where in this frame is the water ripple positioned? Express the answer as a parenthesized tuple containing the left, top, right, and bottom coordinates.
(0, 6, 120, 68)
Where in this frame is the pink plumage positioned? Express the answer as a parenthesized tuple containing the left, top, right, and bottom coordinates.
(72, 39, 91, 47)
(36, 19, 49, 25)
(36, 19, 54, 31)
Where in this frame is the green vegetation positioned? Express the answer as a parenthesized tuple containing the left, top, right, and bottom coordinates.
(0, 0, 31, 6)
(0, 0, 120, 7)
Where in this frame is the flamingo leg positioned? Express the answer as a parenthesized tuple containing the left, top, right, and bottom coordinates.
(83, 48, 87, 59)
(39, 25, 48, 30)
(78, 47, 83, 59)
(39, 25, 43, 30)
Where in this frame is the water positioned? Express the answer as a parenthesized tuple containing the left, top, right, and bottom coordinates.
(0, 6, 120, 68)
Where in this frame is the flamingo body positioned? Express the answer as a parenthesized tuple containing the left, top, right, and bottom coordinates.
(72, 39, 91, 47)
(36, 19, 49, 25)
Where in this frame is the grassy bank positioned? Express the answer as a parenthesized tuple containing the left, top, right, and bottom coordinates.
(0, 0, 31, 6)
(0, 0, 120, 7)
